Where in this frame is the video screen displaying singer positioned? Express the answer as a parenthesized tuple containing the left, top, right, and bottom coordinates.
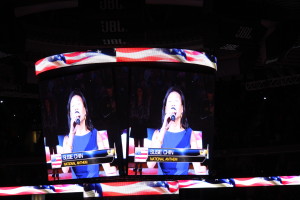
(128, 68, 214, 176)
(39, 68, 127, 181)
(146, 86, 206, 175)
(61, 89, 117, 179)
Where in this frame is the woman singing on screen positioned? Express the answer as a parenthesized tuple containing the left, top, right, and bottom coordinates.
(62, 89, 117, 178)
(147, 86, 206, 175)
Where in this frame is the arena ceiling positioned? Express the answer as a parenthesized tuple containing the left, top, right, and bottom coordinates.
(0, 0, 299, 98)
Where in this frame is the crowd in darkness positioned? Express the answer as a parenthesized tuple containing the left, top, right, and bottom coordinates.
(0, 97, 43, 158)
(215, 80, 300, 149)
(213, 79, 300, 177)
(0, 97, 46, 186)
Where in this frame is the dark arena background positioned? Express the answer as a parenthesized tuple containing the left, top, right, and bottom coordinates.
(0, 0, 300, 199)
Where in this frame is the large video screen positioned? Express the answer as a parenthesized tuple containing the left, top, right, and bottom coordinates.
(38, 67, 126, 181)
(128, 67, 214, 176)
(35, 48, 216, 181)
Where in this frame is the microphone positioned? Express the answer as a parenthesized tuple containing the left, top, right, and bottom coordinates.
(170, 107, 176, 121)
(74, 111, 80, 125)
(75, 117, 80, 125)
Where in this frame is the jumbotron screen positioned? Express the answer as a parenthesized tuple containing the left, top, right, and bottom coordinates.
(35, 48, 217, 181)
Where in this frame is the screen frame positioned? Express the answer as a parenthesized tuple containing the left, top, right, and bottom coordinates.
(36, 48, 217, 184)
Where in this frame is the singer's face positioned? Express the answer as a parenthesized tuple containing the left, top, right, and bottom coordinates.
(70, 95, 86, 122)
(165, 91, 183, 118)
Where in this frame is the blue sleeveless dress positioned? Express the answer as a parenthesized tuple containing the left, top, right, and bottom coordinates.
(71, 128, 99, 179)
(158, 128, 192, 175)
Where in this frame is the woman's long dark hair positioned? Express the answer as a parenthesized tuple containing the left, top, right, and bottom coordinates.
(161, 86, 189, 129)
(67, 89, 94, 131)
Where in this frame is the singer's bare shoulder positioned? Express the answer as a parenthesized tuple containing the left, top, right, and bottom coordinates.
(151, 129, 160, 140)
(62, 135, 70, 146)
(63, 135, 68, 142)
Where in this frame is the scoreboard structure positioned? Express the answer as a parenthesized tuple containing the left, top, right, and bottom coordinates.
(35, 47, 216, 182)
